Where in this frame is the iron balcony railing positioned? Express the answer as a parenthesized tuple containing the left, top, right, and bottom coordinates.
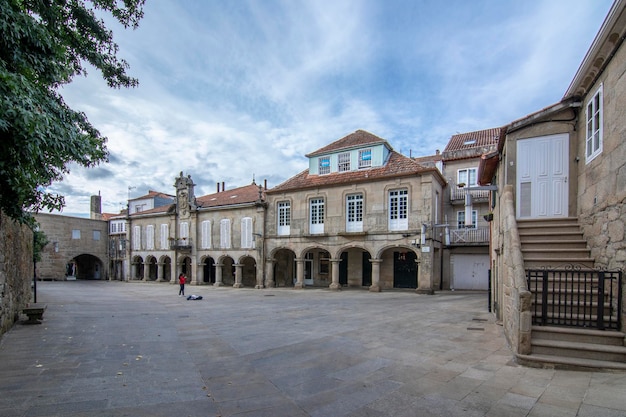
(448, 227, 490, 245)
(527, 267, 622, 330)
(170, 238, 193, 251)
(450, 187, 490, 202)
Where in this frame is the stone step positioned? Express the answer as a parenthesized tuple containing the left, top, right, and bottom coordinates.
(532, 326, 625, 346)
(516, 353, 626, 371)
(520, 239, 588, 249)
(531, 338, 626, 362)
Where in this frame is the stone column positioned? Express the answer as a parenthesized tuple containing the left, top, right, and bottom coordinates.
(294, 258, 304, 289)
(195, 262, 204, 285)
(157, 262, 164, 282)
(214, 263, 224, 287)
(329, 258, 341, 291)
(255, 259, 264, 289)
(142, 262, 149, 281)
(369, 258, 382, 292)
(416, 252, 434, 294)
(265, 258, 275, 288)
(233, 264, 243, 288)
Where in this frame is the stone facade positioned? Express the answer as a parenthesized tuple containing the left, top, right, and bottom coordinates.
(0, 211, 33, 336)
(34, 213, 109, 280)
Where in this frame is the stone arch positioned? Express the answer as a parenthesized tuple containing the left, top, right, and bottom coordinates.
(145, 255, 158, 281)
(238, 255, 257, 287)
(159, 255, 172, 282)
(335, 245, 374, 288)
(300, 246, 331, 287)
(377, 245, 419, 289)
(70, 253, 105, 280)
(131, 256, 144, 280)
(219, 255, 235, 286)
(271, 248, 296, 287)
(200, 255, 216, 284)
(178, 256, 192, 281)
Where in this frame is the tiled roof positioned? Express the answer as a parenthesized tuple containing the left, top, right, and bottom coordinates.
(412, 153, 442, 165)
(196, 183, 264, 209)
(306, 130, 390, 157)
(130, 190, 175, 201)
(129, 204, 172, 216)
(443, 127, 504, 152)
(268, 151, 438, 193)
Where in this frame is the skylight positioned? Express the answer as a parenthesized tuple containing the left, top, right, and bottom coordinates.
(463, 139, 476, 145)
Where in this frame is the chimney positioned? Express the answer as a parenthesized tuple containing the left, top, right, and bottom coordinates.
(217, 182, 220, 193)
(264, 179, 267, 190)
(90, 195, 102, 220)
(222, 181, 225, 192)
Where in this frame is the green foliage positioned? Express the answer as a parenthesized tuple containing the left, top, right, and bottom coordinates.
(0, 0, 145, 224)
(32, 228, 48, 263)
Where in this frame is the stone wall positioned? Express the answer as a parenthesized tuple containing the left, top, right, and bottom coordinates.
(0, 211, 34, 336)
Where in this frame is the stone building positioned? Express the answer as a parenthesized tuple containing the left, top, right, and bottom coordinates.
(35, 211, 108, 280)
(480, 0, 626, 368)
(264, 130, 446, 292)
(125, 173, 267, 287)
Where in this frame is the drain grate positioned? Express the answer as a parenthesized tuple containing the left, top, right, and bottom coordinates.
(467, 327, 484, 331)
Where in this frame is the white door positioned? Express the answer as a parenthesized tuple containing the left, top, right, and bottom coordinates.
(451, 254, 489, 290)
(517, 134, 569, 218)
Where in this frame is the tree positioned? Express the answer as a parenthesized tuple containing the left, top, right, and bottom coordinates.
(0, 0, 145, 225)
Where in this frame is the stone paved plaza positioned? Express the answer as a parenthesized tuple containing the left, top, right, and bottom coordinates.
(1, 281, 626, 416)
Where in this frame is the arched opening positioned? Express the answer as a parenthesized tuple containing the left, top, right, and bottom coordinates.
(302, 248, 330, 287)
(338, 248, 372, 288)
(132, 256, 144, 280)
(240, 256, 256, 287)
(273, 248, 296, 287)
(161, 256, 172, 282)
(203, 257, 216, 284)
(221, 256, 235, 286)
(70, 254, 104, 280)
(147, 256, 158, 281)
(180, 256, 192, 281)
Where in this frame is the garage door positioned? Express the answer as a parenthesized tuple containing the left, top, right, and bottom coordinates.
(451, 254, 489, 290)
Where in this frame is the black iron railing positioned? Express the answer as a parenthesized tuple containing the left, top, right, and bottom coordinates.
(527, 267, 622, 330)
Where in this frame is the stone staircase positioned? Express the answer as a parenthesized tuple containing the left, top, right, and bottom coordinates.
(517, 218, 626, 370)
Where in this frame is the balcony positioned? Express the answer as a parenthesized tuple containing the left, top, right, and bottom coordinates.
(450, 187, 490, 204)
(170, 238, 193, 251)
(448, 227, 490, 245)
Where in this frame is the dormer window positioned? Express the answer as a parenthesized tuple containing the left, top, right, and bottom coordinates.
(319, 157, 330, 175)
(338, 152, 350, 172)
(358, 149, 372, 168)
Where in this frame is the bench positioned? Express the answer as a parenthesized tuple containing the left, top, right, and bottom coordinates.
(23, 303, 47, 324)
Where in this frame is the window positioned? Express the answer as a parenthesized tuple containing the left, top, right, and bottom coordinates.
(319, 157, 330, 175)
(358, 149, 372, 168)
(160, 224, 169, 249)
(457, 210, 477, 228)
(458, 168, 477, 188)
(346, 194, 363, 232)
(389, 189, 408, 231)
(241, 217, 253, 249)
(310, 198, 324, 234)
(179, 222, 189, 240)
(146, 225, 154, 250)
(338, 152, 351, 172)
(586, 84, 603, 162)
(93, 230, 101, 241)
(201, 220, 211, 249)
(220, 219, 231, 248)
(133, 226, 141, 250)
(319, 250, 330, 274)
(278, 201, 291, 235)
(110, 223, 117, 234)
(72, 229, 80, 239)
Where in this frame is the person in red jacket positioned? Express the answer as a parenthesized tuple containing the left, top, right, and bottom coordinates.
(178, 273, 186, 297)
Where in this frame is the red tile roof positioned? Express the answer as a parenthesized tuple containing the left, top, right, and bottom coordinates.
(196, 183, 264, 208)
(130, 190, 175, 201)
(443, 127, 504, 152)
(268, 151, 440, 193)
(306, 130, 391, 157)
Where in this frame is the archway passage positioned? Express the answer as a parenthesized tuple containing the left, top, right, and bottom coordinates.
(72, 254, 104, 280)
(203, 257, 216, 284)
(273, 249, 295, 287)
(338, 249, 372, 288)
(241, 256, 256, 287)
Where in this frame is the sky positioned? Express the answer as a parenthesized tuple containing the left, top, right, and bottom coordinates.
(53, 0, 614, 216)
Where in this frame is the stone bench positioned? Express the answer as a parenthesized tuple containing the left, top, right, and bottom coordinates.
(23, 303, 47, 324)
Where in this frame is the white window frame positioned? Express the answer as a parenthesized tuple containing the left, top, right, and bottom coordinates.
(133, 225, 141, 250)
(358, 148, 372, 169)
(160, 224, 169, 249)
(72, 229, 80, 239)
(319, 157, 330, 175)
(346, 194, 363, 232)
(585, 84, 603, 163)
(220, 219, 231, 249)
(201, 220, 211, 249)
(146, 225, 154, 250)
(389, 189, 408, 231)
(457, 210, 477, 229)
(310, 198, 325, 234)
(277, 201, 291, 236)
(338, 152, 351, 172)
(93, 230, 101, 241)
(457, 167, 477, 188)
(179, 222, 189, 240)
(241, 217, 253, 249)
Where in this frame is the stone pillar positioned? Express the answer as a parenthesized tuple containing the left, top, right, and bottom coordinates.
(195, 262, 204, 285)
(255, 259, 264, 289)
(294, 258, 304, 289)
(369, 259, 382, 292)
(214, 263, 224, 287)
(157, 263, 164, 282)
(142, 262, 149, 281)
(190, 260, 200, 286)
(265, 259, 275, 288)
(416, 251, 434, 294)
(233, 264, 243, 288)
(329, 258, 341, 291)
(169, 262, 176, 284)
(130, 262, 137, 281)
